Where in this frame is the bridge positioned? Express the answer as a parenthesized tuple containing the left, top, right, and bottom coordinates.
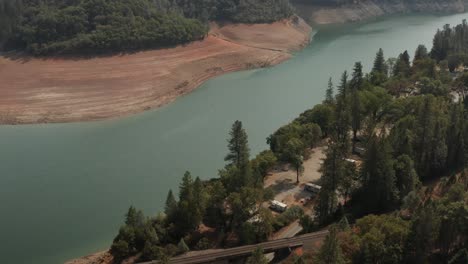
(139, 230, 329, 264)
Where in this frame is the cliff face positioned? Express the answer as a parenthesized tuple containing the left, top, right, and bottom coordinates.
(292, 0, 468, 24)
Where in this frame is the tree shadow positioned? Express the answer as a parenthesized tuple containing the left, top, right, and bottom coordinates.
(269, 178, 297, 195)
(294, 189, 313, 201)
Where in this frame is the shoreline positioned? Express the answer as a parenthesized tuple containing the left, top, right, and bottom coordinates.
(0, 17, 311, 125)
(293, 0, 468, 25)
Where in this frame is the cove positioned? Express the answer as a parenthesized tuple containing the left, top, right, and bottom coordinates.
(1, 12, 467, 264)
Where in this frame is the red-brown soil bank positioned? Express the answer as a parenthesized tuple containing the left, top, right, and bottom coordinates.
(0, 17, 311, 124)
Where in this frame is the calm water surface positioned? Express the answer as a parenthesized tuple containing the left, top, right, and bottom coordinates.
(1, 13, 467, 264)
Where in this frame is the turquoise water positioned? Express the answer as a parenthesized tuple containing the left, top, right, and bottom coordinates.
(0, 12, 467, 264)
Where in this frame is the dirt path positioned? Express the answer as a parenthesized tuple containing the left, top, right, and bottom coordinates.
(0, 17, 311, 124)
(265, 146, 326, 206)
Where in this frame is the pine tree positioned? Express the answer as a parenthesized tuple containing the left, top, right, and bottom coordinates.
(315, 228, 345, 264)
(164, 189, 178, 220)
(401, 50, 410, 66)
(225, 120, 250, 168)
(337, 71, 348, 99)
(350, 62, 363, 153)
(179, 171, 194, 202)
(446, 103, 466, 170)
(224, 120, 252, 188)
(414, 44, 429, 63)
(334, 71, 351, 154)
(177, 238, 190, 254)
(360, 136, 398, 213)
(430, 29, 446, 61)
(405, 203, 441, 263)
(372, 48, 386, 74)
(192, 177, 207, 224)
(315, 143, 345, 224)
(394, 155, 419, 200)
(394, 51, 411, 77)
(325, 77, 334, 104)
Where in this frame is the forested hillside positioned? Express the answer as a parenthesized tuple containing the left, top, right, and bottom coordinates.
(0, 0, 293, 55)
(108, 22, 467, 263)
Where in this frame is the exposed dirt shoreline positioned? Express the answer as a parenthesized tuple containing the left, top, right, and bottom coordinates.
(0, 17, 311, 125)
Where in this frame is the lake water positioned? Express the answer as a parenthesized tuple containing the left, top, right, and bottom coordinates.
(1, 12, 467, 264)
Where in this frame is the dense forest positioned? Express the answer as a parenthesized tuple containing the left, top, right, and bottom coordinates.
(0, 0, 293, 54)
(108, 22, 467, 263)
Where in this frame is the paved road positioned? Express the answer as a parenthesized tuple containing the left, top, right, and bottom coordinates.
(139, 230, 329, 264)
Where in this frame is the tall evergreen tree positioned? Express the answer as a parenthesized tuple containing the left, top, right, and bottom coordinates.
(225, 120, 250, 168)
(446, 103, 466, 170)
(360, 136, 398, 213)
(334, 71, 351, 154)
(315, 142, 345, 224)
(179, 171, 194, 202)
(325, 77, 335, 104)
(224, 120, 252, 188)
(394, 51, 411, 77)
(405, 203, 441, 263)
(414, 44, 429, 63)
(372, 48, 386, 74)
(164, 190, 178, 220)
(350, 62, 363, 152)
(394, 155, 419, 200)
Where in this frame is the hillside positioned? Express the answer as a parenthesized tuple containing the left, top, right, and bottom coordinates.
(0, 17, 311, 124)
(0, 0, 293, 54)
(291, 0, 468, 24)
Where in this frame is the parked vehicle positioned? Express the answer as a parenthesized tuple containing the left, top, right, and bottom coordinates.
(305, 183, 321, 196)
(269, 200, 287, 212)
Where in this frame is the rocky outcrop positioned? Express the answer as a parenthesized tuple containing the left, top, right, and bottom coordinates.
(292, 0, 468, 24)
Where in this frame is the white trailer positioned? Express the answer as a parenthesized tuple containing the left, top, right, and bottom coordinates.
(269, 200, 288, 212)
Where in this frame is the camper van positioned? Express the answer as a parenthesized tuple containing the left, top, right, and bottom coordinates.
(305, 183, 321, 195)
(269, 200, 287, 212)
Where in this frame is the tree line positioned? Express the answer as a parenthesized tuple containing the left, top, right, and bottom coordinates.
(110, 120, 311, 262)
(109, 21, 467, 263)
(0, 0, 293, 55)
(302, 22, 468, 264)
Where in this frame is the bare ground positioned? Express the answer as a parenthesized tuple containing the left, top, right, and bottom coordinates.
(0, 17, 311, 124)
(265, 146, 326, 206)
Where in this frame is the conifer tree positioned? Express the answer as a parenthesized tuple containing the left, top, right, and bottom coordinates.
(372, 48, 386, 74)
(177, 238, 190, 254)
(164, 190, 178, 220)
(315, 143, 345, 224)
(350, 62, 363, 152)
(360, 136, 398, 213)
(394, 155, 419, 199)
(325, 77, 335, 104)
(224, 120, 252, 188)
(225, 120, 250, 168)
(414, 44, 429, 63)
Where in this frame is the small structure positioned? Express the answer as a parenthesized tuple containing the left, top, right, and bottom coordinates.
(304, 183, 321, 196)
(269, 200, 288, 212)
(345, 158, 357, 163)
(354, 147, 366, 156)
